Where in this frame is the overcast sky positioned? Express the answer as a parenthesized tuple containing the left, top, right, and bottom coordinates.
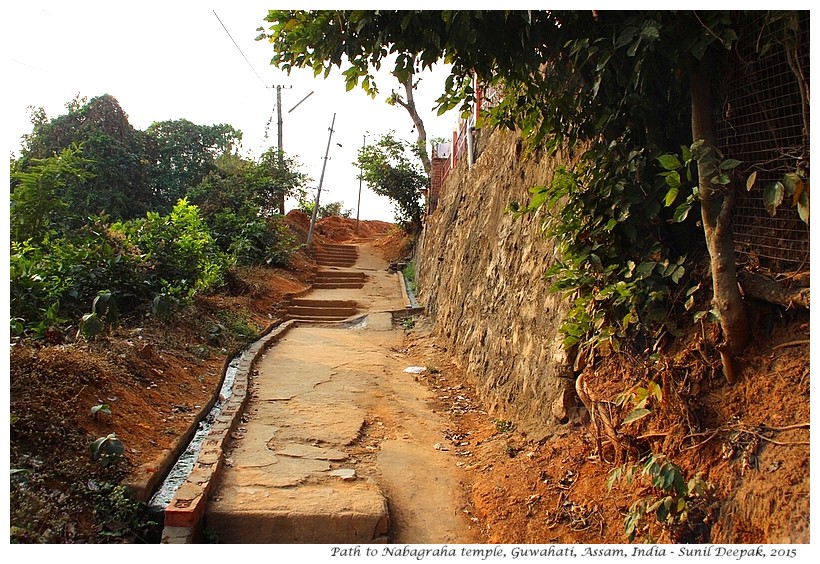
(5, 2, 458, 222)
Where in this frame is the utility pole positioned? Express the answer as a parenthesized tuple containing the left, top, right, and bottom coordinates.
(307, 113, 337, 247)
(270, 86, 313, 216)
(356, 133, 368, 234)
(276, 85, 285, 215)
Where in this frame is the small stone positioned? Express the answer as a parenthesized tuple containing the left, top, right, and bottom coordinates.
(329, 468, 356, 480)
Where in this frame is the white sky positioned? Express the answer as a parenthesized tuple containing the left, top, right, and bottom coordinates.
(4, 1, 459, 223)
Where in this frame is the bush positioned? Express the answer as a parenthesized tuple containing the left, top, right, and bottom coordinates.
(112, 198, 227, 300)
(9, 223, 146, 338)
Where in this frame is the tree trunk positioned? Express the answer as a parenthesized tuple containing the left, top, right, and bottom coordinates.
(392, 73, 432, 176)
(690, 58, 750, 383)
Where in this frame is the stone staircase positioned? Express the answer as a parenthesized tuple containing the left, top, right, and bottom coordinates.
(275, 244, 366, 322)
(283, 298, 359, 322)
(314, 244, 357, 267)
(313, 270, 366, 289)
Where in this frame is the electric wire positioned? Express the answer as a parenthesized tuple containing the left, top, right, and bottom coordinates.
(213, 10, 273, 96)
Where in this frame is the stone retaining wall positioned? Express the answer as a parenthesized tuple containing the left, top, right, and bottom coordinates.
(416, 128, 577, 438)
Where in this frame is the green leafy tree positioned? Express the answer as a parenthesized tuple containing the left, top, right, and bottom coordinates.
(187, 150, 307, 266)
(18, 94, 154, 220)
(355, 132, 426, 231)
(247, 148, 311, 217)
(10, 143, 93, 243)
(145, 119, 242, 212)
(297, 199, 352, 219)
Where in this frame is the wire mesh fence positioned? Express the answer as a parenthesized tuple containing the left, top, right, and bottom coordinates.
(716, 12, 810, 273)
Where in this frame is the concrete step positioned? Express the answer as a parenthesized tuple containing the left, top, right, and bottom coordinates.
(205, 483, 389, 543)
(312, 282, 365, 289)
(290, 298, 358, 308)
(315, 259, 357, 267)
(315, 270, 365, 279)
(315, 247, 357, 255)
(320, 244, 357, 251)
(285, 314, 354, 322)
(286, 306, 357, 317)
(314, 276, 365, 283)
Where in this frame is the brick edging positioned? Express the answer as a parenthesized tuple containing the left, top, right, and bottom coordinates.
(160, 320, 298, 543)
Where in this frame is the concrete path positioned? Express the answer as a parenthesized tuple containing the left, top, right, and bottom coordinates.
(202, 243, 475, 544)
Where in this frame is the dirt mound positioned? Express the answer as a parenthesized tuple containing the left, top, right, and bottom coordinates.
(373, 227, 415, 264)
(284, 209, 394, 244)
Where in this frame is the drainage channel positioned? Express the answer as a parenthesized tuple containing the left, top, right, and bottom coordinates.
(403, 276, 420, 309)
(147, 354, 241, 514)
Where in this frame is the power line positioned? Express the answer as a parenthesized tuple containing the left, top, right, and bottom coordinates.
(212, 10, 272, 95)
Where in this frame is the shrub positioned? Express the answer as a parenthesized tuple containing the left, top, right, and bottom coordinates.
(112, 198, 227, 300)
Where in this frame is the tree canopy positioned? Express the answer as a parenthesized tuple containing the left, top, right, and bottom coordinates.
(355, 132, 426, 231)
(259, 10, 807, 373)
(10, 94, 309, 339)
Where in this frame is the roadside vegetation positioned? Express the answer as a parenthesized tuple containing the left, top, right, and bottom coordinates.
(10, 94, 308, 341)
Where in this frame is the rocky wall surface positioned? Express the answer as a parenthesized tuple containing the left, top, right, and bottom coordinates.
(416, 128, 577, 438)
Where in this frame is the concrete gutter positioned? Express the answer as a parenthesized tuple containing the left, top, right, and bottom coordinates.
(160, 320, 298, 543)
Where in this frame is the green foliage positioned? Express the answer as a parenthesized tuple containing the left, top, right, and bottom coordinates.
(265, 215, 303, 266)
(522, 145, 689, 352)
(214, 309, 259, 345)
(355, 132, 426, 230)
(90, 433, 125, 468)
(19, 94, 155, 220)
(494, 419, 514, 433)
(112, 198, 226, 301)
(402, 259, 417, 292)
(249, 148, 311, 216)
(607, 453, 711, 542)
(90, 404, 113, 419)
(298, 199, 354, 219)
(658, 140, 742, 225)
(77, 290, 119, 340)
(747, 170, 809, 224)
(402, 317, 415, 330)
(145, 119, 241, 212)
(615, 380, 663, 426)
(89, 481, 157, 541)
(9, 219, 146, 337)
(189, 159, 306, 267)
(10, 142, 94, 243)
(9, 93, 316, 351)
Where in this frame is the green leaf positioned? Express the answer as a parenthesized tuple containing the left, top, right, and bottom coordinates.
(657, 154, 682, 171)
(681, 144, 692, 164)
(622, 407, 651, 425)
(797, 194, 809, 224)
(665, 171, 681, 190)
(663, 187, 680, 207)
(90, 404, 112, 417)
(719, 158, 742, 170)
(635, 261, 656, 280)
(763, 181, 785, 216)
(647, 381, 663, 402)
(782, 172, 802, 198)
(671, 201, 692, 223)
